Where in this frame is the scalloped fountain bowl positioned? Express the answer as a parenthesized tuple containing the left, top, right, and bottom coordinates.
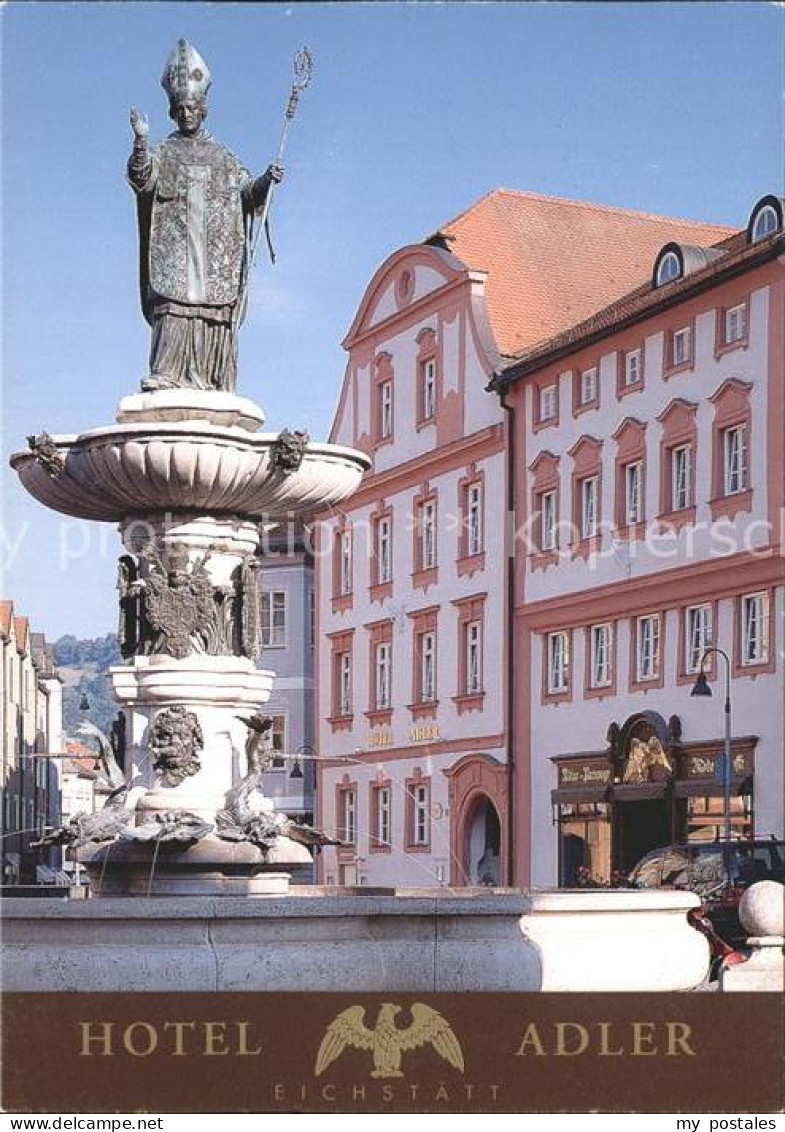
(11, 417, 370, 523)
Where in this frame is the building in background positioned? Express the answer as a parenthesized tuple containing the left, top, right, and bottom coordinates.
(1, 602, 65, 884)
(258, 524, 316, 826)
(494, 194, 784, 887)
(315, 189, 732, 887)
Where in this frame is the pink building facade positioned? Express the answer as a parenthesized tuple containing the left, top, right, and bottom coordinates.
(497, 195, 785, 888)
(315, 241, 510, 887)
(315, 189, 739, 887)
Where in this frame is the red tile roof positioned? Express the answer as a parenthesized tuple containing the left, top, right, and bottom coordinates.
(433, 189, 735, 357)
(0, 601, 13, 639)
(499, 228, 784, 381)
(13, 615, 29, 653)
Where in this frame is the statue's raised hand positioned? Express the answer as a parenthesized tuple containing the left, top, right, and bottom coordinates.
(130, 106, 149, 140)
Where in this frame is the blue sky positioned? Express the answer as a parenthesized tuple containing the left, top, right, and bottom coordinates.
(2, 1, 782, 639)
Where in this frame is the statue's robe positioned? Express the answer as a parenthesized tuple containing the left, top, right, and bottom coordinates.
(129, 131, 268, 391)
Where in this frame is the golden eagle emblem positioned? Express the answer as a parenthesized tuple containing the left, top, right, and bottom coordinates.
(314, 1002, 464, 1079)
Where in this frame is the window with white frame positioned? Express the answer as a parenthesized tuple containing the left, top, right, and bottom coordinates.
(624, 349, 642, 386)
(672, 445, 692, 511)
(741, 592, 769, 665)
(590, 623, 612, 688)
(540, 385, 557, 422)
(377, 516, 392, 584)
(580, 476, 598, 539)
(261, 591, 286, 648)
(467, 482, 483, 556)
(636, 615, 661, 681)
(580, 367, 597, 405)
(339, 530, 353, 595)
(420, 631, 436, 702)
(422, 358, 436, 421)
(723, 425, 747, 495)
(672, 326, 692, 366)
(465, 621, 482, 694)
(624, 462, 643, 525)
(269, 714, 286, 768)
(343, 788, 356, 844)
(541, 490, 557, 550)
(547, 631, 570, 693)
(421, 500, 437, 570)
(380, 380, 393, 439)
(412, 783, 430, 846)
(724, 304, 746, 344)
(339, 653, 352, 716)
(686, 604, 713, 674)
(375, 642, 392, 709)
(751, 205, 779, 243)
(376, 786, 391, 847)
(656, 251, 681, 286)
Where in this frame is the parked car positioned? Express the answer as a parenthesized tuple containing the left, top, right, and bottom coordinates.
(627, 838, 785, 949)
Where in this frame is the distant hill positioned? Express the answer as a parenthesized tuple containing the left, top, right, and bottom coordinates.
(53, 634, 122, 736)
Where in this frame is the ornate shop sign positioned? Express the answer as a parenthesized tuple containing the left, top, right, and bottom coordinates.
(368, 729, 393, 749)
(558, 760, 611, 787)
(685, 750, 752, 779)
(409, 724, 440, 743)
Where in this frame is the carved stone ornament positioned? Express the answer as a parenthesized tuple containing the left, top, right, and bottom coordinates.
(237, 555, 263, 660)
(269, 429, 310, 474)
(148, 705, 204, 787)
(140, 544, 225, 659)
(26, 432, 65, 478)
(121, 810, 213, 843)
(622, 736, 673, 784)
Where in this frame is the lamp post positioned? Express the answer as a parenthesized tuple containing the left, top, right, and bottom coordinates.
(690, 646, 733, 843)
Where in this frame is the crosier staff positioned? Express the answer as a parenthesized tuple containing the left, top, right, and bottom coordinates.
(243, 46, 313, 306)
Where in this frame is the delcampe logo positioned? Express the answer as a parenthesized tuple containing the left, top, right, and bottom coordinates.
(314, 1002, 465, 1079)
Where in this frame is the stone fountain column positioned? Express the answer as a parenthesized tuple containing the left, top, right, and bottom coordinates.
(11, 388, 370, 895)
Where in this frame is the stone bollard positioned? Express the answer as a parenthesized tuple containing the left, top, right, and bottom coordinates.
(719, 880, 784, 992)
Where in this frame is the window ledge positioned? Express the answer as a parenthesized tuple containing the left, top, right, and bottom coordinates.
(415, 416, 437, 432)
(715, 337, 749, 360)
(656, 506, 696, 532)
(573, 398, 599, 417)
(369, 581, 393, 604)
(533, 415, 559, 434)
(373, 436, 394, 451)
(710, 490, 753, 521)
(327, 714, 354, 733)
(369, 843, 392, 854)
(412, 567, 439, 590)
(630, 673, 664, 692)
(456, 552, 485, 578)
(617, 379, 644, 400)
(571, 536, 601, 561)
(615, 521, 646, 542)
(408, 700, 438, 721)
(542, 687, 572, 705)
(452, 691, 485, 715)
(365, 708, 393, 726)
(530, 549, 559, 571)
(663, 360, 694, 380)
(405, 843, 432, 854)
(331, 593, 353, 614)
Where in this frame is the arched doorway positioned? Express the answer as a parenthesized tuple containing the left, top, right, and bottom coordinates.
(444, 753, 508, 886)
(464, 794, 502, 885)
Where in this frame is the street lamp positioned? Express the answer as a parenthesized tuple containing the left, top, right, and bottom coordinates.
(690, 646, 733, 843)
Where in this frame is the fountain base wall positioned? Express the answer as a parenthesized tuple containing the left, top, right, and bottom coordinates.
(1, 888, 709, 993)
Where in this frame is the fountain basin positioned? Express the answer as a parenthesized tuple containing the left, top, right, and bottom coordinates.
(10, 422, 370, 523)
(0, 889, 709, 993)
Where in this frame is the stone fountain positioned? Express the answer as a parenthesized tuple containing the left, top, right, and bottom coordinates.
(10, 39, 369, 896)
(5, 40, 712, 999)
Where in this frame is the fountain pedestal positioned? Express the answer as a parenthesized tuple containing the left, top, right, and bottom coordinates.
(12, 390, 370, 896)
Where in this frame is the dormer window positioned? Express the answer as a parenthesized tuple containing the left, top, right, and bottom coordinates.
(655, 249, 681, 287)
(749, 199, 782, 243)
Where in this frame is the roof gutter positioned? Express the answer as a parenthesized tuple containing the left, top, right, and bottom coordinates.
(496, 376, 517, 887)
